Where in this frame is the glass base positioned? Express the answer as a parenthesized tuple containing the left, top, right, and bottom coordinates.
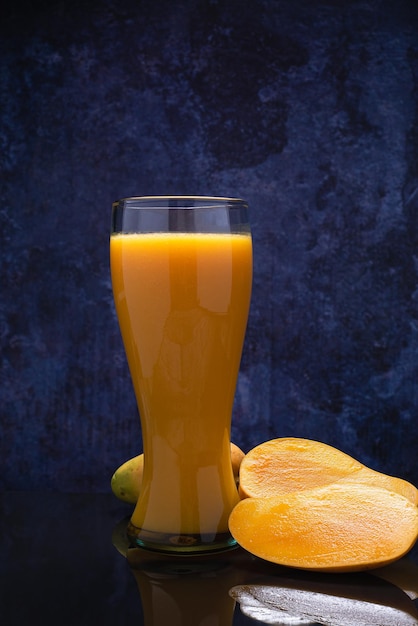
(127, 521, 238, 555)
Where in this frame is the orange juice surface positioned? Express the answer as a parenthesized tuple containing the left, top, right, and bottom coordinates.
(111, 232, 252, 536)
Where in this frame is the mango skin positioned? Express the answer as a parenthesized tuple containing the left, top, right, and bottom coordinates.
(111, 442, 245, 504)
(111, 454, 144, 503)
(230, 442, 245, 481)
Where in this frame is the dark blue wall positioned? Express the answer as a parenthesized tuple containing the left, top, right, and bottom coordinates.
(1, 0, 418, 492)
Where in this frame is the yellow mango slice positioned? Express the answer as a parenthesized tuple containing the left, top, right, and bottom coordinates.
(238, 437, 418, 506)
(229, 483, 418, 572)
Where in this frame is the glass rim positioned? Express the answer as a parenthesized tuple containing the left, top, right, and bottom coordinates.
(111, 196, 250, 235)
(113, 195, 248, 208)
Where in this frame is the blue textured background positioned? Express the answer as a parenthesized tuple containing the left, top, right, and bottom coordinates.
(1, 0, 418, 492)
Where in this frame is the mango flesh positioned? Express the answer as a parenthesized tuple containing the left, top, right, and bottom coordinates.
(111, 442, 245, 504)
(228, 483, 418, 572)
(336, 466, 418, 506)
(238, 437, 418, 506)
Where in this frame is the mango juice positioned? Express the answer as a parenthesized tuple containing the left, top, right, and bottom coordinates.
(110, 232, 252, 543)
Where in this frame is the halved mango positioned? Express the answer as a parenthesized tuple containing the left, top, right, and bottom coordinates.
(238, 437, 418, 506)
(229, 483, 418, 572)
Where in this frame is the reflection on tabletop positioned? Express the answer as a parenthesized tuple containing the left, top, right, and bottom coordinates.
(112, 517, 418, 626)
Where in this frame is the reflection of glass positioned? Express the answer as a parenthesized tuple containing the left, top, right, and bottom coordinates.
(111, 518, 418, 626)
(110, 197, 252, 553)
(129, 552, 239, 626)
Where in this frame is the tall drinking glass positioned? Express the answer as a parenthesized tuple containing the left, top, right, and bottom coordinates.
(110, 196, 252, 553)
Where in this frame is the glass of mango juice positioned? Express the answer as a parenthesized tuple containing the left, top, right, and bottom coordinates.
(110, 196, 252, 553)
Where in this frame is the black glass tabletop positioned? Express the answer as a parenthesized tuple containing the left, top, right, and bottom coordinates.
(1, 492, 417, 626)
